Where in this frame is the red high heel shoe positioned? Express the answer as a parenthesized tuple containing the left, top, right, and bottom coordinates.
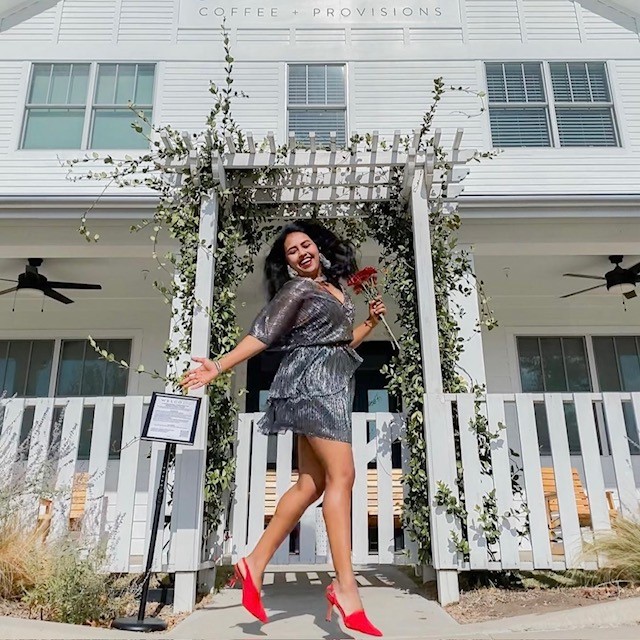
(227, 558, 268, 623)
(325, 583, 382, 637)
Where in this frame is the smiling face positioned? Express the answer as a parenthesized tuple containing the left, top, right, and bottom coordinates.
(284, 231, 321, 278)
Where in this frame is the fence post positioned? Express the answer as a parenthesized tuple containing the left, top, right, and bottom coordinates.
(171, 194, 219, 612)
(410, 172, 460, 605)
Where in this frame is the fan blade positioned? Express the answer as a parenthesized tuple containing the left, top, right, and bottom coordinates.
(624, 289, 638, 300)
(560, 284, 607, 299)
(0, 286, 17, 296)
(0, 278, 17, 283)
(628, 261, 640, 275)
(562, 273, 606, 281)
(46, 281, 102, 290)
(43, 288, 73, 305)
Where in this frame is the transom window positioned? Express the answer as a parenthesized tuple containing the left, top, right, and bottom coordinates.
(486, 61, 619, 148)
(287, 64, 347, 146)
(21, 63, 155, 150)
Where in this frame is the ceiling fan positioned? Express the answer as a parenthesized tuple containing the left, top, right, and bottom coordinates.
(561, 255, 639, 300)
(0, 258, 102, 304)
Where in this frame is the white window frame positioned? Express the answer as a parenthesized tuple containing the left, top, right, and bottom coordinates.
(0, 330, 142, 397)
(485, 60, 621, 149)
(20, 62, 156, 152)
(285, 62, 349, 146)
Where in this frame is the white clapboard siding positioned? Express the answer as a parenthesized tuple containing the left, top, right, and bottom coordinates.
(295, 29, 346, 44)
(237, 29, 290, 43)
(375, 413, 395, 564)
(83, 397, 113, 545)
(0, 62, 23, 154)
(58, 0, 117, 42)
(574, 394, 611, 533)
(352, 412, 370, 564)
(522, 0, 581, 40)
(614, 61, 640, 150)
(515, 395, 554, 569)
(580, 5, 639, 40)
(603, 393, 639, 517)
(118, 0, 174, 42)
(351, 28, 404, 43)
(50, 398, 83, 538)
(0, 5, 57, 40)
(485, 395, 519, 569)
(465, 0, 523, 41)
(457, 394, 490, 569)
(544, 395, 582, 568)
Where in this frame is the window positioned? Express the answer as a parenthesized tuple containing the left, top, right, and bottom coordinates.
(22, 63, 154, 150)
(287, 64, 347, 146)
(0, 338, 132, 460)
(486, 61, 619, 148)
(516, 335, 640, 455)
(486, 63, 551, 148)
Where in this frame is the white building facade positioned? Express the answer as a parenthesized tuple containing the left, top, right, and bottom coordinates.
(1, 0, 640, 610)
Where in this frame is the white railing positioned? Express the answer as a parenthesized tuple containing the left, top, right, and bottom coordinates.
(435, 392, 640, 572)
(0, 395, 174, 573)
(229, 412, 416, 565)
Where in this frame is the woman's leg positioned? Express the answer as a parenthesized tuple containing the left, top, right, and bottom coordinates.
(305, 436, 363, 616)
(242, 435, 326, 591)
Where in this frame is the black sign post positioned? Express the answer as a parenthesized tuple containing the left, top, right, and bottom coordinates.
(112, 392, 201, 633)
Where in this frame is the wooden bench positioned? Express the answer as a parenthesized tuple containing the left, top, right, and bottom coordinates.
(36, 472, 89, 538)
(541, 467, 617, 530)
(264, 468, 404, 527)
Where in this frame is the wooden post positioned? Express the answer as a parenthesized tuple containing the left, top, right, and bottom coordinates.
(171, 194, 219, 613)
(409, 171, 460, 605)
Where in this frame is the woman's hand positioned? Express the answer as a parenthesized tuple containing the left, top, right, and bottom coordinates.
(180, 356, 220, 391)
(367, 296, 387, 327)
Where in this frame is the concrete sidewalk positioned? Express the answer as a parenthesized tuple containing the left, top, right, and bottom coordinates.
(1, 566, 639, 640)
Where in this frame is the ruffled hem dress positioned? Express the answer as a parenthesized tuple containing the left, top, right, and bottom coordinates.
(248, 277, 363, 443)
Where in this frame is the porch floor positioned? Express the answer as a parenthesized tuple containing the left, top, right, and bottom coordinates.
(169, 564, 457, 639)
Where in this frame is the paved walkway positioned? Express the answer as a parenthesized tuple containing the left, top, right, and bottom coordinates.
(2, 565, 639, 640)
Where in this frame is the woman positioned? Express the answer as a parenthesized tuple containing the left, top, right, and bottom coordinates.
(181, 221, 385, 637)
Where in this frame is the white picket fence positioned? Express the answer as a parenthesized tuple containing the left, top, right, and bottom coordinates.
(229, 412, 417, 565)
(436, 392, 640, 571)
(0, 395, 175, 573)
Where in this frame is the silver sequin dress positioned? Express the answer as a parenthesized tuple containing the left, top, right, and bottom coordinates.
(248, 277, 363, 443)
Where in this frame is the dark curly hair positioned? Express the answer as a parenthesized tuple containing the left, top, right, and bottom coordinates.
(264, 221, 358, 299)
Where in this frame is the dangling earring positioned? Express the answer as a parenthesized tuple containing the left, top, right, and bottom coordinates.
(287, 265, 298, 279)
(319, 253, 331, 269)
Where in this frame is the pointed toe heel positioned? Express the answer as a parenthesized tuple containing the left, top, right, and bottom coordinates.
(325, 584, 382, 637)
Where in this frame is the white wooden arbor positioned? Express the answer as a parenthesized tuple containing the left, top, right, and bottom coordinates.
(168, 128, 475, 611)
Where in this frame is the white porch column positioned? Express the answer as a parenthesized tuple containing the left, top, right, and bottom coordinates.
(410, 173, 460, 605)
(450, 245, 487, 389)
(170, 194, 219, 613)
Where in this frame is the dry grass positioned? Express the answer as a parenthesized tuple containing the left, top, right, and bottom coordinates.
(583, 517, 640, 583)
(0, 518, 46, 600)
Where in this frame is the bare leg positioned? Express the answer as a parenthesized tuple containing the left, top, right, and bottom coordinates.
(306, 436, 363, 616)
(241, 436, 325, 592)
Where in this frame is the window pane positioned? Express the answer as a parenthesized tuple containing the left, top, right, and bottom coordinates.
(587, 63, 610, 102)
(326, 65, 345, 103)
(81, 342, 107, 396)
(540, 338, 567, 392)
(115, 65, 136, 104)
(550, 63, 572, 102)
(289, 108, 346, 146)
(25, 340, 54, 397)
(23, 109, 85, 149)
(517, 337, 543, 392)
(557, 108, 617, 147)
(135, 65, 155, 104)
(489, 107, 551, 147)
(593, 337, 622, 392)
(57, 340, 85, 396)
(68, 64, 90, 104)
(91, 109, 151, 149)
(95, 64, 117, 104)
(29, 64, 52, 103)
(615, 337, 640, 392)
(568, 63, 591, 102)
(104, 340, 131, 395)
(288, 65, 307, 104)
(563, 337, 591, 391)
(523, 63, 545, 102)
(3, 341, 31, 396)
(49, 64, 71, 103)
(485, 63, 506, 102)
(307, 65, 326, 104)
